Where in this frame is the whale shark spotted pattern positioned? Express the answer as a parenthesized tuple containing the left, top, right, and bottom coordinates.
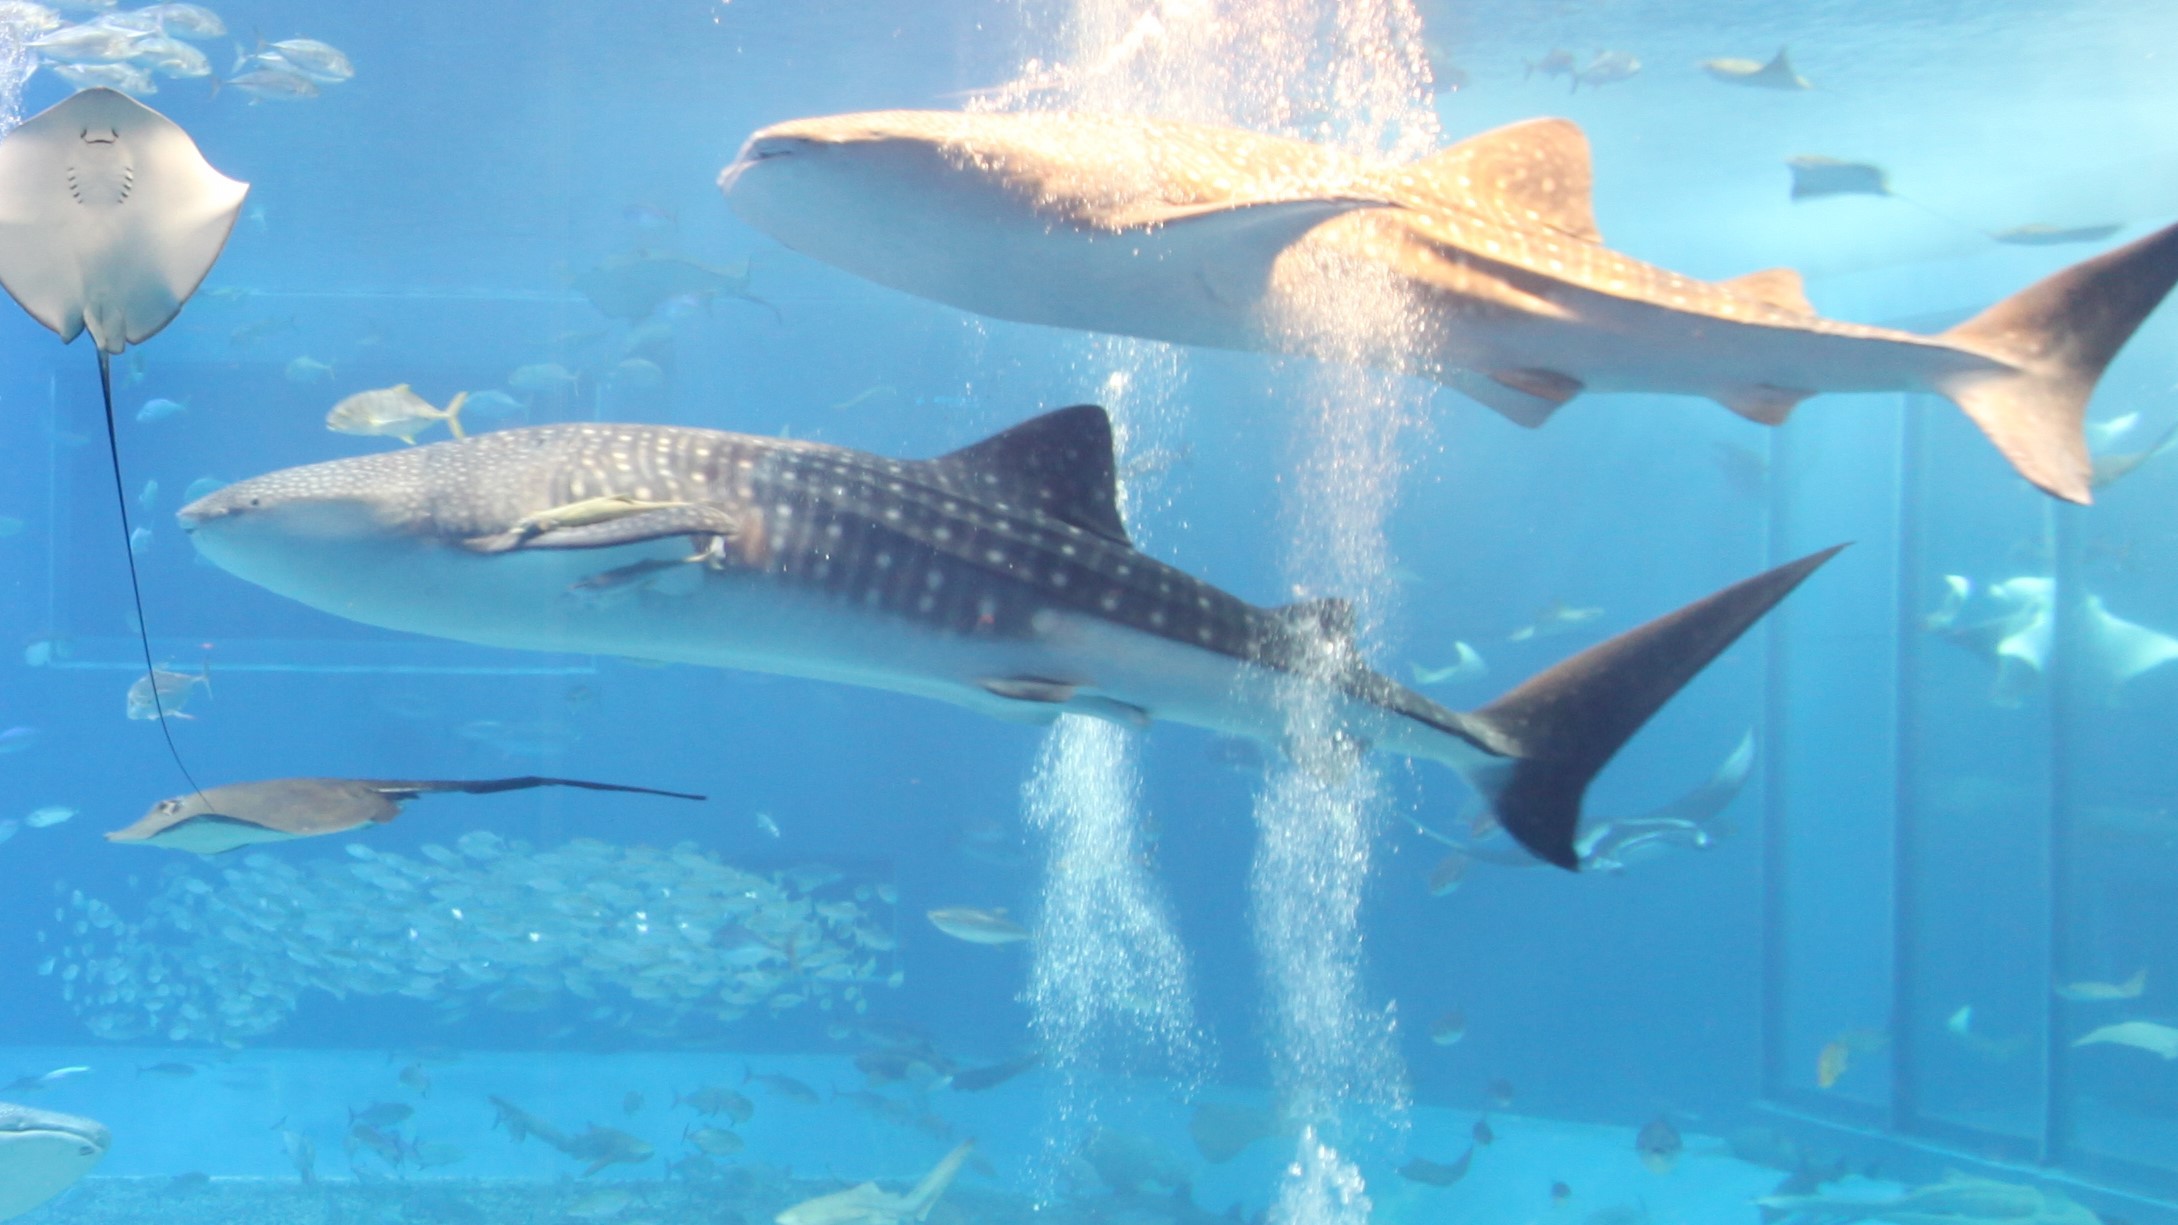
(180, 406, 1833, 869)
(720, 109, 2178, 504)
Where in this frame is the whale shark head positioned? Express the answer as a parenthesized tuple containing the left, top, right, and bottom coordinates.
(721, 110, 1096, 309)
(0, 1103, 110, 1220)
(721, 110, 1380, 345)
(179, 447, 441, 604)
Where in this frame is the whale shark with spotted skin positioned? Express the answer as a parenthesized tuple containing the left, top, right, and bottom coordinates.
(0, 1102, 109, 1222)
(180, 406, 1835, 869)
(719, 109, 2178, 504)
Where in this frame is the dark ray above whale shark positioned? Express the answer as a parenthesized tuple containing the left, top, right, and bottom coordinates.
(179, 407, 1834, 870)
(719, 109, 2178, 504)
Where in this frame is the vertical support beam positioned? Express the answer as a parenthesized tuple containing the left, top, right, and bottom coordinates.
(2043, 500, 2081, 1164)
(1887, 396, 1926, 1136)
(1759, 424, 1790, 1103)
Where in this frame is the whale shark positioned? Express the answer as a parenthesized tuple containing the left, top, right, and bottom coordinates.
(719, 109, 2178, 504)
(178, 406, 1836, 869)
(0, 1102, 109, 1222)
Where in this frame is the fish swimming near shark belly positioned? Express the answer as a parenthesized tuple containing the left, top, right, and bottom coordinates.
(719, 109, 2178, 504)
(0, 1102, 109, 1223)
(179, 405, 1836, 869)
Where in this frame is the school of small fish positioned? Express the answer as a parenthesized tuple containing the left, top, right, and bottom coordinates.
(0, 3, 353, 102)
(43, 833, 900, 1045)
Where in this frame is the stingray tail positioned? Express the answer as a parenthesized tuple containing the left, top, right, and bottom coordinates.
(98, 350, 205, 797)
(1446, 548, 1842, 869)
(394, 776, 706, 802)
(1936, 220, 2178, 504)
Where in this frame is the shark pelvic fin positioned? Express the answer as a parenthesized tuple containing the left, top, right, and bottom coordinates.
(1403, 119, 1600, 244)
(1718, 267, 1814, 315)
(931, 405, 1131, 545)
(1442, 367, 1580, 428)
(976, 676, 1151, 728)
(1714, 383, 1814, 425)
(1936, 219, 2178, 504)
(1460, 546, 1843, 868)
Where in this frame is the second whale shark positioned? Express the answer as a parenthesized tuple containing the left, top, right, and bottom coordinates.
(178, 406, 1835, 869)
(720, 109, 2178, 504)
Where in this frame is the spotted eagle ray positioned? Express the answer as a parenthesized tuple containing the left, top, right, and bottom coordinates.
(179, 406, 1834, 869)
(0, 1102, 108, 1223)
(719, 109, 2178, 504)
(105, 776, 707, 855)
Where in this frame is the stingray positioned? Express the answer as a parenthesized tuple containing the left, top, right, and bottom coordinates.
(1786, 155, 1890, 200)
(0, 88, 246, 755)
(104, 775, 706, 855)
(2091, 416, 2178, 488)
(1928, 576, 2178, 705)
(1701, 47, 1811, 90)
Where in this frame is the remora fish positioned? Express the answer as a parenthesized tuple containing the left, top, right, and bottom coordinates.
(0, 1102, 109, 1222)
(178, 406, 1835, 868)
(719, 109, 2178, 503)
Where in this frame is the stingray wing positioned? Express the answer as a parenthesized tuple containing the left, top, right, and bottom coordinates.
(0, 88, 248, 353)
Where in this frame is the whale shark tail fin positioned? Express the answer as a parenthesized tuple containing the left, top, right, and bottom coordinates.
(1455, 547, 1843, 869)
(1939, 220, 2178, 505)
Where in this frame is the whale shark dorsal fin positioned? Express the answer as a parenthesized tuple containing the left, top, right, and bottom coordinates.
(1402, 118, 1600, 244)
(931, 405, 1130, 545)
(1719, 268, 1814, 315)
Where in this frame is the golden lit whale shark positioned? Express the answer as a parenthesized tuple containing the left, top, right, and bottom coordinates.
(719, 109, 2178, 504)
(179, 406, 1836, 869)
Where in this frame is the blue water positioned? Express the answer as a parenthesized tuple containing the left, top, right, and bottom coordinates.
(1, 0, 2176, 1222)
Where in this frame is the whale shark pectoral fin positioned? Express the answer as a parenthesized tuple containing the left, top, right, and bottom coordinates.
(1103, 195, 1392, 307)
(1459, 546, 1843, 869)
(1440, 367, 1581, 428)
(464, 505, 742, 554)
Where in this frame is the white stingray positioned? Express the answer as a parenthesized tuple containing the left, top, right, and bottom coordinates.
(0, 87, 246, 731)
(0, 87, 247, 357)
(1929, 575, 2178, 704)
